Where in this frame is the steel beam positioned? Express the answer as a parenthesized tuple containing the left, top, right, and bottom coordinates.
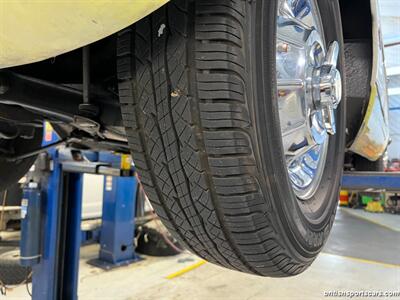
(342, 172, 400, 191)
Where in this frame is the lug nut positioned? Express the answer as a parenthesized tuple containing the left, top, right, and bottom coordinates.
(278, 90, 287, 97)
(277, 43, 289, 53)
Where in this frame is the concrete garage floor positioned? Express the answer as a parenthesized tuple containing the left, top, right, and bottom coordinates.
(6, 207, 400, 300)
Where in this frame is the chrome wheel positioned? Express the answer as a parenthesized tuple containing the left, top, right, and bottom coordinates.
(276, 0, 342, 200)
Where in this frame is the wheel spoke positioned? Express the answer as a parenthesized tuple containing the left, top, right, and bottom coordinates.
(278, 2, 313, 32)
(281, 122, 312, 155)
(286, 143, 318, 165)
(277, 33, 306, 49)
(276, 39, 307, 79)
(282, 122, 307, 137)
(323, 41, 340, 69)
(277, 79, 304, 90)
(278, 90, 307, 141)
(321, 106, 336, 135)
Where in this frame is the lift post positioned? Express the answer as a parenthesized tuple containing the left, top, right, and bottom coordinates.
(22, 149, 84, 300)
(88, 175, 139, 269)
(20, 148, 139, 300)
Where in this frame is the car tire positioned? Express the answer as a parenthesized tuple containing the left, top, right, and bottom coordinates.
(136, 226, 181, 257)
(117, 0, 345, 277)
(0, 248, 31, 286)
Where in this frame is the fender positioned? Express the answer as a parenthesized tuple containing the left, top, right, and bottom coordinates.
(0, 1, 168, 68)
(340, 0, 390, 161)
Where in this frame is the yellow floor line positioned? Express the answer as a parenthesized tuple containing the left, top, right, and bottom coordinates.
(340, 208, 400, 233)
(321, 252, 400, 269)
(166, 260, 207, 279)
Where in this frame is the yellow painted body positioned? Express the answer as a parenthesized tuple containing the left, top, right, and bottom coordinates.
(0, 0, 169, 68)
(349, 0, 390, 161)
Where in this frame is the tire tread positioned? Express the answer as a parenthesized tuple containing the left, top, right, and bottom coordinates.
(117, 0, 308, 276)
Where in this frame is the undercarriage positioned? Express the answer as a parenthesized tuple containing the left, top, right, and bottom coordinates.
(0, 37, 128, 159)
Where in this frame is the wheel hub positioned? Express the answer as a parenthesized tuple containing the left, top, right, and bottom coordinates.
(312, 41, 342, 135)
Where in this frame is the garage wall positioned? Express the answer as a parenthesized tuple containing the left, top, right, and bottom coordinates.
(380, 0, 400, 160)
(81, 174, 104, 220)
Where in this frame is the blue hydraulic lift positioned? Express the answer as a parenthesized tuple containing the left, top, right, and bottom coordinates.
(341, 171, 400, 213)
(342, 172, 400, 191)
(19, 127, 140, 300)
(18, 126, 400, 300)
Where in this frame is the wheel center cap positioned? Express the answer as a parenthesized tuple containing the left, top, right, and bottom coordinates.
(319, 67, 342, 108)
(311, 41, 342, 135)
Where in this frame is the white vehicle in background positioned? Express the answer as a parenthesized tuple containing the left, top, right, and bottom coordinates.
(0, 0, 389, 277)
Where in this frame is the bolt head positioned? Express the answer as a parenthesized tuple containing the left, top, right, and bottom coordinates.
(277, 43, 289, 53)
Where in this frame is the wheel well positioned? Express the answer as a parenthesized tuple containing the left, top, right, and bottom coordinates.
(339, 0, 373, 146)
(339, 0, 372, 41)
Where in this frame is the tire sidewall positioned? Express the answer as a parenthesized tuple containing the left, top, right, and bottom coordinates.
(0, 248, 31, 285)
